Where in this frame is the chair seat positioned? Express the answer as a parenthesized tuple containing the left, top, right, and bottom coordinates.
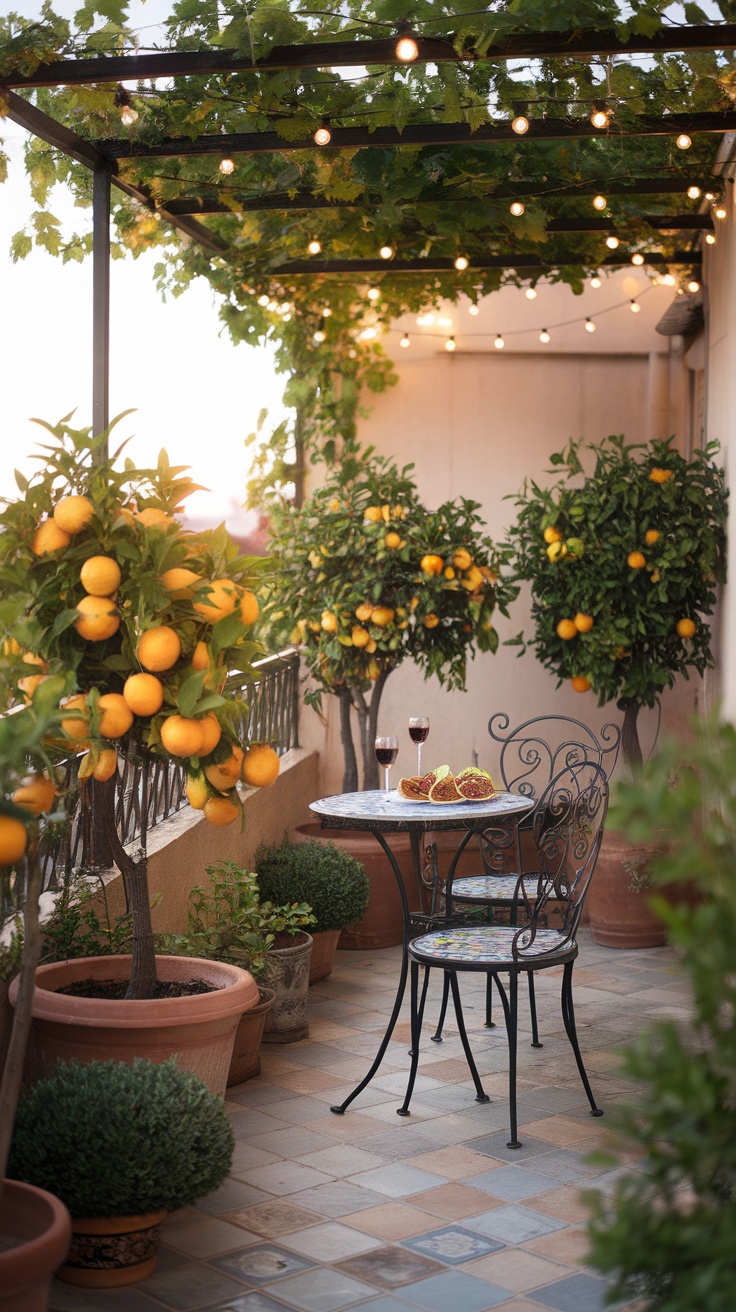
(452, 874, 540, 903)
(409, 924, 574, 968)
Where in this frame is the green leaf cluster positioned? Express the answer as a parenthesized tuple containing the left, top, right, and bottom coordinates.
(255, 835, 369, 933)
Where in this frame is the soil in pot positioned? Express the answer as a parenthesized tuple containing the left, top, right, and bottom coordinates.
(262, 932, 313, 1044)
(227, 987, 276, 1086)
(57, 1211, 166, 1288)
(0, 1180, 71, 1312)
(56, 978, 216, 1000)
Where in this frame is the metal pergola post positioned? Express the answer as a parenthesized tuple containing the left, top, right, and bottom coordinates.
(92, 163, 112, 446)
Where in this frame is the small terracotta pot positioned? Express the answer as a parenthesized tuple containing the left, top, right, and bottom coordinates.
(0, 1179, 71, 1311)
(227, 987, 276, 1086)
(588, 831, 667, 949)
(11, 955, 258, 1098)
(262, 932, 313, 1043)
(291, 822, 417, 949)
(309, 929, 342, 984)
(57, 1210, 166, 1288)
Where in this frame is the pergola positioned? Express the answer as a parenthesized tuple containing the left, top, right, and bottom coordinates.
(3, 19, 734, 444)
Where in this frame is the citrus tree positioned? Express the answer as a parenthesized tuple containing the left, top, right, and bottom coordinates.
(0, 416, 280, 998)
(266, 449, 516, 791)
(506, 435, 727, 771)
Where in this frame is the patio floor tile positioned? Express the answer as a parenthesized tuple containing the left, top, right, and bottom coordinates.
(262, 1268, 379, 1311)
(137, 1264, 249, 1309)
(241, 1162, 336, 1196)
(397, 1270, 510, 1310)
(209, 1244, 315, 1285)
(408, 1182, 499, 1219)
(463, 1205, 567, 1243)
(401, 1147, 495, 1179)
(163, 1215, 262, 1258)
(400, 1224, 504, 1264)
(286, 1181, 388, 1216)
(523, 1227, 593, 1265)
(333, 1245, 446, 1288)
(279, 1221, 383, 1261)
(346, 1164, 447, 1198)
(462, 1166, 563, 1201)
(340, 1203, 444, 1240)
(462, 1247, 570, 1292)
(530, 1271, 616, 1310)
(223, 1202, 324, 1238)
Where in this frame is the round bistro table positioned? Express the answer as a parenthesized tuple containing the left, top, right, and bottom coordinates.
(309, 788, 535, 1114)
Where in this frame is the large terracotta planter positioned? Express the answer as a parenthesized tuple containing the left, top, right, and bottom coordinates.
(11, 955, 259, 1098)
(0, 1180, 71, 1311)
(227, 987, 276, 1086)
(309, 929, 342, 984)
(588, 831, 667, 949)
(262, 932, 313, 1043)
(291, 822, 417, 949)
(57, 1210, 166, 1288)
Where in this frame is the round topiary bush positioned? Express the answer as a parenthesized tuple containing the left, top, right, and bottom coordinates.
(255, 837, 369, 933)
(9, 1058, 234, 1218)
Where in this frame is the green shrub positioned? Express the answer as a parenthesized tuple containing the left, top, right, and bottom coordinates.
(9, 1059, 233, 1217)
(255, 837, 369, 932)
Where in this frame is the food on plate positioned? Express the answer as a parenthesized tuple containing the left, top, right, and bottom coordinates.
(428, 771, 462, 804)
(455, 767, 495, 800)
(397, 765, 450, 801)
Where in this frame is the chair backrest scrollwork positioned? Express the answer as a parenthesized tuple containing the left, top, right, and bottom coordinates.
(488, 712, 621, 800)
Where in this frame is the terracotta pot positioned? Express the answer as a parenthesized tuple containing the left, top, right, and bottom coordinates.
(291, 822, 417, 949)
(262, 932, 312, 1043)
(588, 831, 667, 949)
(57, 1210, 166, 1288)
(11, 955, 258, 1098)
(0, 1180, 71, 1311)
(309, 929, 342, 984)
(227, 987, 276, 1086)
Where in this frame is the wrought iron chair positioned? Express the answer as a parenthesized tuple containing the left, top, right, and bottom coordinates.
(400, 760, 609, 1149)
(430, 713, 621, 1045)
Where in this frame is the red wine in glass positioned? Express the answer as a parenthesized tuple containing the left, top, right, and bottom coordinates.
(408, 716, 430, 776)
(375, 736, 399, 792)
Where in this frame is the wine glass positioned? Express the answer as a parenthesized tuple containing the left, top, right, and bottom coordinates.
(375, 736, 399, 793)
(408, 716, 430, 776)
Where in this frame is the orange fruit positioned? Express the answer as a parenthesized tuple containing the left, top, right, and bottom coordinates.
(352, 626, 370, 648)
(204, 795, 239, 826)
(98, 693, 134, 739)
(242, 744, 280, 788)
(17, 674, 46, 701)
(645, 529, 661, 546)
(2, 638, 21, 656)
(60, 694, 89, 742)
(547, 541, 567, 561)
(137, 626, 181, 672)
(321, 611, 338, 633)
(444, 566, 456, 580)
(240, 590, 260, 626)
(74, 595, 120, 642)
(193, 578, 239, 624)
(364, 506, 383, 522)
(160, 715, 204, 757)
(197, 713, 222, 756)
(366, 638, 377, 654)
(80, 556, 121, 596)
(185, 773, 209, 810)
(676, 618, 696, 639)
(12, 774, 56, 815)
(0, 815, 28, 867)
(370, 606, 394, 627)
(556, 619, 578, 640)
(452, 547, 473, 570)
(543, 527, 562, 545)
(627, 551, 646, 569)
(78, 748, 118, 782)
(355, 603, 373, 623)
(135, 507, 173, 529)
(420, 554, 444, 576)
(53, 495, 94, 535)
(571, 676, 592, 693)
(22, 653, 47, 671)
(123, 673, 164, 717)
(367, 659, 381, 679)
(205, 745, 244, 792)
(649, 468, 673, 484)
(31, 519, 70, 556)
(461, 566, 484, 593)
(327, 497, 341, 512)
(574, 613, 594, 633)
(161, 567, 201, 599)
(190, 641, 209, 671)
(424, 613, 440, 629)
(385, 532, 401, 549)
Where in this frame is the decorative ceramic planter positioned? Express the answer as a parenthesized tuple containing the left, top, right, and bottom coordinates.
(309, 929, 342, 984)
(291, 822, 417, 949)
(57, 1210, 166, 1288)
(261, 931, 313, 1043)
(11, 955, 259, 1098)
(0, 1179, 71, 1311)
(588, 831, 667, 949)
(227, 987, 276, 1086)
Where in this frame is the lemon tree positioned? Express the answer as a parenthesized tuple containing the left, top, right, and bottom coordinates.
(506, 435, 727, 770)
(266, 450, 516, 791)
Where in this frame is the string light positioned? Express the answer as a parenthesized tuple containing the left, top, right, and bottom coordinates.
(510, 201, 525, 216)
(359, 326, 378, 340)
(676, 133, 692, 150)
(313, 318, 327, 343)
(445, 336, 457, 352)
(705, 232, 716, 245)
(687, 185, 701, 199)
(367, 286, 381, 301)
(661, 273, 677, 286)
(454, 255, 469, 270)
(395, 27, 419, 61)
(313, 124, 332, 146)
(631, 253, 645, 266)
(592, 194, 607, 211)
(219, 157, 235, 175)
(686, 278, 701, 293)
(511, 114, 530, 134)
(590, 275, 602, 288)
(400, 333, 410, 348)
(525, 287, 538, 300)
(380, 244, 395, 260)
(629, 299, 641, 313)
(114, 87, 138, 125)
(539, 329, 551, 343)
(714, 203, 727, 220)
(307, 238, 322, 255)
(494, 333, 505, 349)
(322, 307, 332, 317)
(468, 303, 480, 316)
(605, 236, 620, 250)
(705, 191, 716, 201)
(590, 103, 610, 130)
(348, 348, 357, 358)
(257, 294, 270, 307)
(416, 312, 435, 326)
(585, 318, 596, 333)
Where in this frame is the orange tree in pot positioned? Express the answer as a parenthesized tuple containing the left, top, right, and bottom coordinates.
(506, 435, 727, 946)
(0, 416, 280, 1004)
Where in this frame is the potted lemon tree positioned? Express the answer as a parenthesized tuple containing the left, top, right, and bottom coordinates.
(506, 434, 727, 946)
(0, 415, 282, 1089)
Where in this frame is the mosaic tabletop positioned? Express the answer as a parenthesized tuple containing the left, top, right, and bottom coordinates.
(310, 789, 534, 833)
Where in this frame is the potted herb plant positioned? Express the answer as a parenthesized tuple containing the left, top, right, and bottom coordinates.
(164, 861, 315, 1069)
(255, 835, 369, 976)
(9, 1058, 233, 1288)
(506, 435, 727, 948)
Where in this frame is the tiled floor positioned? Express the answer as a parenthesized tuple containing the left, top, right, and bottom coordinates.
(50, 930, 688, 1312)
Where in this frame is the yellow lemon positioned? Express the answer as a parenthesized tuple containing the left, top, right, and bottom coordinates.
(160, 567, 201, 599)
(185, 773, 209, 810)
(321, 611, 338, 633)
(352, 626, 370, 648)
(355, 603, 373, 622)
(385, 532, 401, 549)
(364, 506, 383, 522)
(543, 527, 562, 545)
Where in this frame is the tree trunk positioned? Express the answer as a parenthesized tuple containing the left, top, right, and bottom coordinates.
(338, 684, 358, 794)
(619, 697, 643, 775)
(92, 774, 157, 1000)
(363, 668, 391, 791)
(0, 838, 42, 1193)
(351, 687, 370, 787)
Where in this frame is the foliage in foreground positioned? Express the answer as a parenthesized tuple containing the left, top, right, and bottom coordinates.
(255, 836, 369, 933)
(9, 1058, 233, 1217)
(587, 720, 736, 1310)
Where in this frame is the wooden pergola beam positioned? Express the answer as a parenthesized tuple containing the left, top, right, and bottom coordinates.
(98, 112, 736, 160)
(4, 24, 736, 87)
(274, 251, 701, 274)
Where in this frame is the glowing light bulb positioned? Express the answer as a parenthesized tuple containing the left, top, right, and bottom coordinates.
(687, 185, 701, 199)
(219, 157, 235, 175)
(510, 201, 525, 216)
(494, 333, 505, 349)
(676, 133, 692, 150)
(592, 194, 607, 211)
(445, 336, 456, 352)
(120, 105, 138, 126)
(590, 107, 609, 130)
(360, 326, 377, 340)
(590, 275, 602, 288)
(313, 125, 332, 145)
(454, 255, 469, 271)
(380, 244, 395, 260)
(525, 287, 538, 300)
(714, 203, 727, 220)
(267, 300, 279, 311)
(307, 238, 322, 255)
(511, 114, 530, 134)
(468, 303, 480, 316)
(687, 279, 701, 293)
(367, 286, 381, 301)
(282, 312, 292, 322)
(257, 294, 270, 307)
(400, 333, 410, 348)
(605, 235, 620, 250)
(416, 313, 435, 326)
(662, 273, 677, 286)
(322, 307, 332, 317)
(705, 191, 716, 200)
(396, 35, 419, 61)
(585, 318, 596, 333)
(706, 232, 716, 244)
(539, 329, 550, 343)
(630, 299, 641, 313)
(313, 328, 326, 343)
(631, 253, 645, 266)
